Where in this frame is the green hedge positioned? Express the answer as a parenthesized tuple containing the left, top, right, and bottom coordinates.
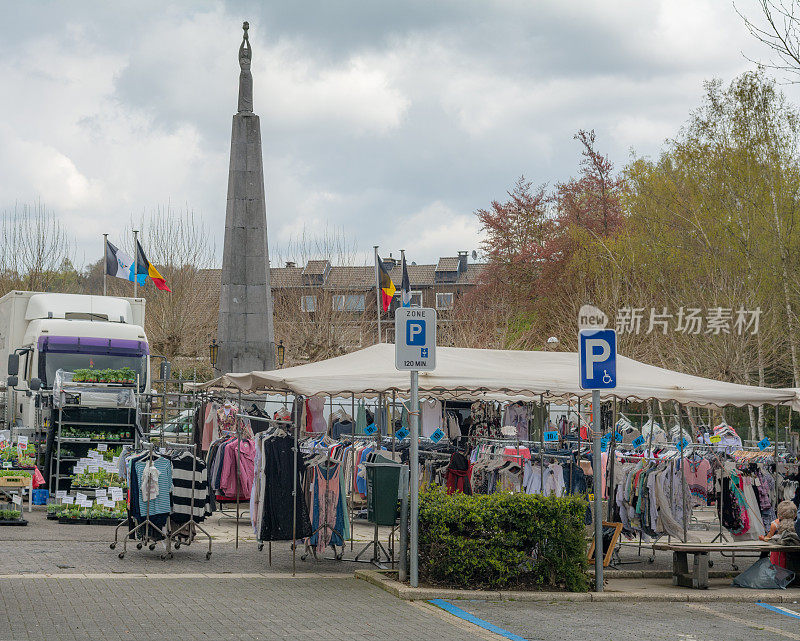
(419, 486, 589, 591)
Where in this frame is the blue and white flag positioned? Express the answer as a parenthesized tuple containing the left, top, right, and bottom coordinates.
(105, 239, 145, 285)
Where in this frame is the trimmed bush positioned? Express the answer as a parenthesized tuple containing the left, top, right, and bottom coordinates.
(419, 486, 589, 591)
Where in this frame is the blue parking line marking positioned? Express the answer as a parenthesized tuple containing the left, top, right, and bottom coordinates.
(758, 602, 800, 620)
(428, 599, 528, 641)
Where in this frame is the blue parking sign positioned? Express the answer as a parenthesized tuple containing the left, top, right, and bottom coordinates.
(579, 329, 617, 390)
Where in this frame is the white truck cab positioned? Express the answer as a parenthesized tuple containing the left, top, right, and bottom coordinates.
(0, 291, 151, 430)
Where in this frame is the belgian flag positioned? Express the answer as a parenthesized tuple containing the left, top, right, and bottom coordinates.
(377, 254, 396, 312)
(136, 239, 172, 293)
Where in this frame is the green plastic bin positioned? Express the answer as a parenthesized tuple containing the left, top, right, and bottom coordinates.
(365, 460, 401, 526)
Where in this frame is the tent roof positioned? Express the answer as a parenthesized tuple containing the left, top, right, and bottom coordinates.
(193, 344, 800, 410)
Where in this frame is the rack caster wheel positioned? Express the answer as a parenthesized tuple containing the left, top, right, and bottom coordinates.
(174, 542, 181, 549)
(118, 553, 125, 559)
(336, 553, 343, 561)
(648, 557, 654, 564)
(206, 552, 212, 560)
(301, 553, 308, 561)
(708, 560, 714, 568)
(732, 565, 738, 571)
(148, 544, 156, 551)
(136, 543, 143, 550)
(258, 543, 263, 551)
(110, 543, 116, 550)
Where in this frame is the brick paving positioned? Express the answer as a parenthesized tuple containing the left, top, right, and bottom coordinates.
(0, 509, 493, 640)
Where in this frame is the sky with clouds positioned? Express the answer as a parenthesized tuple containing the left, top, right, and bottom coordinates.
(0, 1, 792, 267)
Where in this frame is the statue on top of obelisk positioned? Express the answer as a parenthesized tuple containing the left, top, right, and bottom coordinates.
(238, 21, 253, 113)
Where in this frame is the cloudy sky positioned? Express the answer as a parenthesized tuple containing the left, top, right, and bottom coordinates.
(0, 1, 790, 266)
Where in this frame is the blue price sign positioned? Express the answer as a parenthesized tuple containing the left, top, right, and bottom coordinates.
(601, 434, 611, 444)
(395, 428, 409, 441)
(543, 431, 559, 442)
(614, 432, 622, 441)
(677, 437, 688, 451)
(758, 437, 771, 451)
(631, 435, 645, 449)
(429, 428, 445, 443)
(364, 423, 377, 435)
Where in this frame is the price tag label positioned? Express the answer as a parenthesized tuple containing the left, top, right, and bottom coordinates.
(758, 437, 771, 451)
(543, 431, 559, 443)
(677, 437, 689, 451)
(12, 494, 22, 505)
(632, 435, 646, 449)
(394, 428, 409, 441)
(364, 424, 378, 435)
(614, 432, 622, 441)
(429, 428, 445, 444)
(88, 464, 100, 473)
(2, 462, 11, 469)
(17, 435, 28, 447)
(76, 492, 87, 504)
(62, 496, 74, 504)
(709, 435, 722, 444)
(110, 487, 124, 501)
(95, 488, 107, 499)
(96, 444, 107, 452)
(56, 490, 66, 499)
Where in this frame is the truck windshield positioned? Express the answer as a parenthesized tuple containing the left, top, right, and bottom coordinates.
(39, 353, 147, 390)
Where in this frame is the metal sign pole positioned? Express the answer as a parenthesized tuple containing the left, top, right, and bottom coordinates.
(409, 368, 420, 587)
(592, 389, 603, 591)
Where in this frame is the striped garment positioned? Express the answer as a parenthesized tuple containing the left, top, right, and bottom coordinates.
(170, 452, 211, 524)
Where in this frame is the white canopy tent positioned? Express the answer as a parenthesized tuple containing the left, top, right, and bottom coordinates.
(193, 344, 800, 410)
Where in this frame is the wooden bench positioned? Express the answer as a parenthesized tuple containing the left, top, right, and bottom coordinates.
(653, 542, 800, 589)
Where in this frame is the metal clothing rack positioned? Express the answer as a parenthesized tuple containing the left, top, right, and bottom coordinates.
(110, 440, 169, 559)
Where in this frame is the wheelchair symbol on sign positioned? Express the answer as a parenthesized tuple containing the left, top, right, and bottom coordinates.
(602, 370, 612, 385)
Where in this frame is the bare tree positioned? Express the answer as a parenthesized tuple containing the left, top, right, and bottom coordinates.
(738, 0, 800, 80)
(0, 202, 74, 295)
(121, 205, 218, 360)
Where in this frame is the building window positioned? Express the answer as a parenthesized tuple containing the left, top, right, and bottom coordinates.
(436, 292, 454, 310)
(301, 295, 316, 312)
(333, 294, 365, 312)
(393, 290, 424, 307)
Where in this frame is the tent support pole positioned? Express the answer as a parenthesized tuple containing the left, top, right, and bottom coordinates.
(292, 395, 300, 577)
(539, 394, 544, 494)
(350, 393, 355, 551)
(678, 403, 687, 543)
(775, 404, 779, 507)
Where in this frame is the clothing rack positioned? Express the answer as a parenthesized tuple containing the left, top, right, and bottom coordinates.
(110, 440, 169, 559)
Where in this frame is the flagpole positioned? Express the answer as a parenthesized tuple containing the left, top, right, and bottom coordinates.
(103, 233, 108, 296)
(374, 245, 382, 344)
(133, 229, 139, 298)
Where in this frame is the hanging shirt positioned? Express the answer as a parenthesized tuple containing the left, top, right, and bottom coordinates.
(420, 399, 442, 437)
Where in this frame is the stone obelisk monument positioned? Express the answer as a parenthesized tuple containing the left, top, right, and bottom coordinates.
(216, 22, 276, 373)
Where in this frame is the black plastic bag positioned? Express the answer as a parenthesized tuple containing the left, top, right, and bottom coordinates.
(732, 557, 795, 589)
